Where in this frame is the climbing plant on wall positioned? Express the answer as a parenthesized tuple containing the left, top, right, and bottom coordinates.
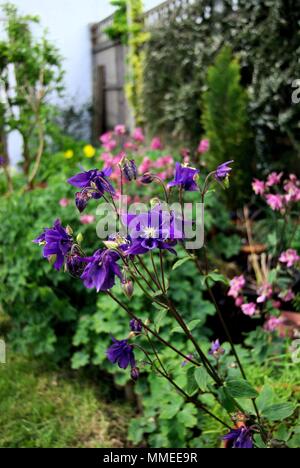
(125, 0, 149, 127)
(106, 0, 149, 127)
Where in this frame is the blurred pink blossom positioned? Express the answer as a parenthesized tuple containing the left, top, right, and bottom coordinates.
(150, 137, 163, 150)
(252, 179, 265, 195)
(279, 290, 295, 302)
(279, 249, 300, 268)
(80, 214, 95, 225)
(133, 127, 145, 143)
(59, 198, 70, 207)
(114, 124, 126, 135)
(154, 155, 173, 169)
(197, 139, 210, 154)
(235, 296, 244, 307)
(103, 140, 117, 152)
(284, 175, 300, 203)
(264, 316, 283, 332)
(123, 141, 137, 151)
(265, 193, 284, 211)
(100, 131, 113, 145)
(228, 275, 245, 299)
(139, 157, 152, 174)
(241, 302, 257, 316)
(272, 300, 281, 309)
(266, 172, 283, 187)
(256, 283, 272, 303)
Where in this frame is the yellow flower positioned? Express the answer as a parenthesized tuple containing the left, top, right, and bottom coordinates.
(64, 149, 74, 159)
(83, 144, 96, 158)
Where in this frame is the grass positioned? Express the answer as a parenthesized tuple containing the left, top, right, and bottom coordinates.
(0, 351, 133, 448)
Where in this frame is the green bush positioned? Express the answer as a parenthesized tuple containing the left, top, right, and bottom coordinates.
(143, 0, 300, 174)
(202, 46, 253, 204)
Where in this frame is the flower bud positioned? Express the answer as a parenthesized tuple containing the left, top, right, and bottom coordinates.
(76, 232, 83, 244)
(130, 319, 142, 333)
(140, 172, 154, 184)
(75, 191, 91, 212)
(122, 280, 134, 298)
(66, 225, 73, 236)
(122, 159, 137, 181)
(130, 367, 140, 381)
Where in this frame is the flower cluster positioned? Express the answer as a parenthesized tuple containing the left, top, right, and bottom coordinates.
(252, 173, 300, 211)
(227, 246, 299, 329)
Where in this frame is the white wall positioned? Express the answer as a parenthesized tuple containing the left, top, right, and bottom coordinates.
(4, 0, 162, 162)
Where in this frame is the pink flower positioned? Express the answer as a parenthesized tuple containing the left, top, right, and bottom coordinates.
(123, 141, 137, 151)
(241, 302, 257, 316)
(80, 214, 95, 225)
(228, 275, 246, 299)
(133, 127, 145, 143)
(103, 140, 117, 152)
(265, 193, 284, 211)
(284, 175, 300, 203)
(59, 198, 70, 208)
(264, 316, 283, 332)
(180, 148, 190, 163)
(197, 139, 210, 154)
(150, 137, 163, 150)
(139, 157, 152, 174)
(272, 300, 281, 309)
(266, 172, 283, 187)
(114, 124, 126, 135)
(235, 296, 244, 307)
(279, 249, 300, 268)
(279, 290, 295, 302)
(100, 131, 113, 145)
(256, 283, 272, 303)
(252, 179, 266, 195)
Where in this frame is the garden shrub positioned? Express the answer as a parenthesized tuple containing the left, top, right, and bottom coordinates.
(143, 0, 300, 175)
(202, 46, 253, 204)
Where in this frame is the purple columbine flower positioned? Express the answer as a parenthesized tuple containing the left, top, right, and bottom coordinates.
(130, 319, 142, 333)
(122, 205, 185, 256)
(209, 339, 225, 357)
(214, 160, 234, 182)
(68, 167, 115, 212)
(122, 159, 138, 181)
(33, 219, 73, 271)
(0, 156, 5, 166)
(80, 249, 122, 292)
(66, 251, 87, 278)
(223, 426, 253, 449)
(168, 162, 199, 191)
(106, 337, 136, 369)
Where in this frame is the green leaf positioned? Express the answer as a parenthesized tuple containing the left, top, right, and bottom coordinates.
(71, 351, 89, 369)
(194, 367, 213, 392)
(172, 256, 194, 271)
(203, 271, 229, 287)
(217, 387, 239, 413)
(256, 385, 276, 412)
(262, 403, 296, 421)
(287, 433, 300, 448)
(253, 434, 267, 448)
(185, 366, 198, 396)
(154, 309, 167, 332)
(273, 424, 291, 442)
(177, 404, 198, 428)
(171, 319, 201, 334)
(225, 379, 258, 399)
(160, 400, 182, 419)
